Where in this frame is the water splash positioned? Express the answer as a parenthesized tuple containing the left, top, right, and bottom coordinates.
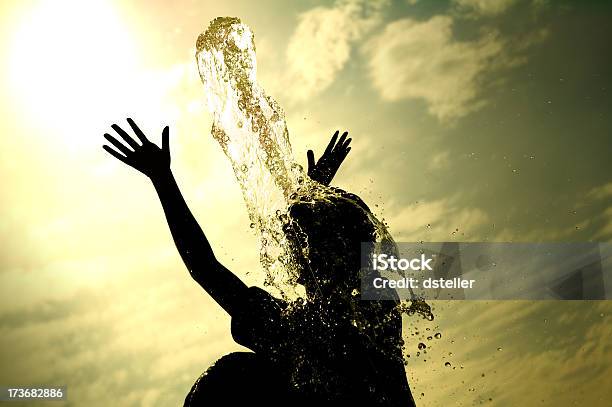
(195, 16, 433, 325)
(196, 17, 307, 296)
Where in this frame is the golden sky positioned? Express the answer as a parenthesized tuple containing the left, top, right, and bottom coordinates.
(0, 0, 611, 405)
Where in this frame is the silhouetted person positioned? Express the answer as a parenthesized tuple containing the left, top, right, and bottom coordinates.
(103, 119, 416, 406)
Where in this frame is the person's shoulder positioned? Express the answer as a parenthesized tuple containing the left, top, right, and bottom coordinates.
(246, 285, 278, 300)
(246, 285, 271, 297)
(231, 286, 288, 352)
(241, 286, 286, 313)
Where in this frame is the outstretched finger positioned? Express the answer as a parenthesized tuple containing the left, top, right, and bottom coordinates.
(111, 123, 140, 149)
(339, 146, 351, 161)
(332, 145, 351, 170)
(103, 145, 130, 165)
(340, 137, 352, 151)
(307, 150, 315, 173)
(324, 131, 339, 155)
(126, 118, 149, 144)
(334, 132, 348, 153)
(104, 133, 133, 156)
(162, 126, 170, 152)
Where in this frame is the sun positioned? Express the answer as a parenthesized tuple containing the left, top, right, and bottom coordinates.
(7, 0, 139, 141)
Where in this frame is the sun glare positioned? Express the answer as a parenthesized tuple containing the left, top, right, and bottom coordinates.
(8, 0, 139, 141)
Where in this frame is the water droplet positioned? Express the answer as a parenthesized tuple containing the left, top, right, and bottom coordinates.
(434, 332, 442, 339)
(418, 342, 427, 350)
(497, 347, 502, 351)
(445, 362, 451, 367)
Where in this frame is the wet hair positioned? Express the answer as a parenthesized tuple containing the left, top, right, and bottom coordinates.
(286, 188, 376, 291)
(285, 188, 403, 359)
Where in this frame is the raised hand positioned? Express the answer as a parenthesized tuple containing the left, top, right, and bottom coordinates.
(307, 130, 352, 186)
(103, 118, 170, 179)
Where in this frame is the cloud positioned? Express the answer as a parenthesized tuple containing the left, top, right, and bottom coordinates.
(363, 16, 507, 121)
(284, 0, 388, 101)
(0, 264, 241, 406)
(580, 182, 612, 241)
(588, 182, 612, 201)
(402, 300, 612, 406)
(428, 151, 451, 171)
(386, 198, 490, 241)
(452, 0, 550, 17)
(452, 0, 519, 16)
(594, 207, 612, 241)
(408, 300, 612, 406)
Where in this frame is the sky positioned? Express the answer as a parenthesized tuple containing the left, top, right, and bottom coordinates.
(0, 0, 611, 405)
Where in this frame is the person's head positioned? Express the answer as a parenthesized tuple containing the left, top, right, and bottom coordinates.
(285, 190, 376, 298)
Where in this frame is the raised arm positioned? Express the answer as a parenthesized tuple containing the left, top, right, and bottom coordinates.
(102, 118, 248, 317)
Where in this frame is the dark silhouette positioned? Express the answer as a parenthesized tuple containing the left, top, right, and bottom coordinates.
(103, 119, 416, 406)
(307, 130, 352, 186)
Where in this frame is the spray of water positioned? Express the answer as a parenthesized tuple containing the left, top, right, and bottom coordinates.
(195, 17, 432, 321)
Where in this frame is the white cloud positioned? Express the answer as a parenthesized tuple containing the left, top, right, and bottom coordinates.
(363, 16, 506, 121)
(285, 0, 388, 101)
